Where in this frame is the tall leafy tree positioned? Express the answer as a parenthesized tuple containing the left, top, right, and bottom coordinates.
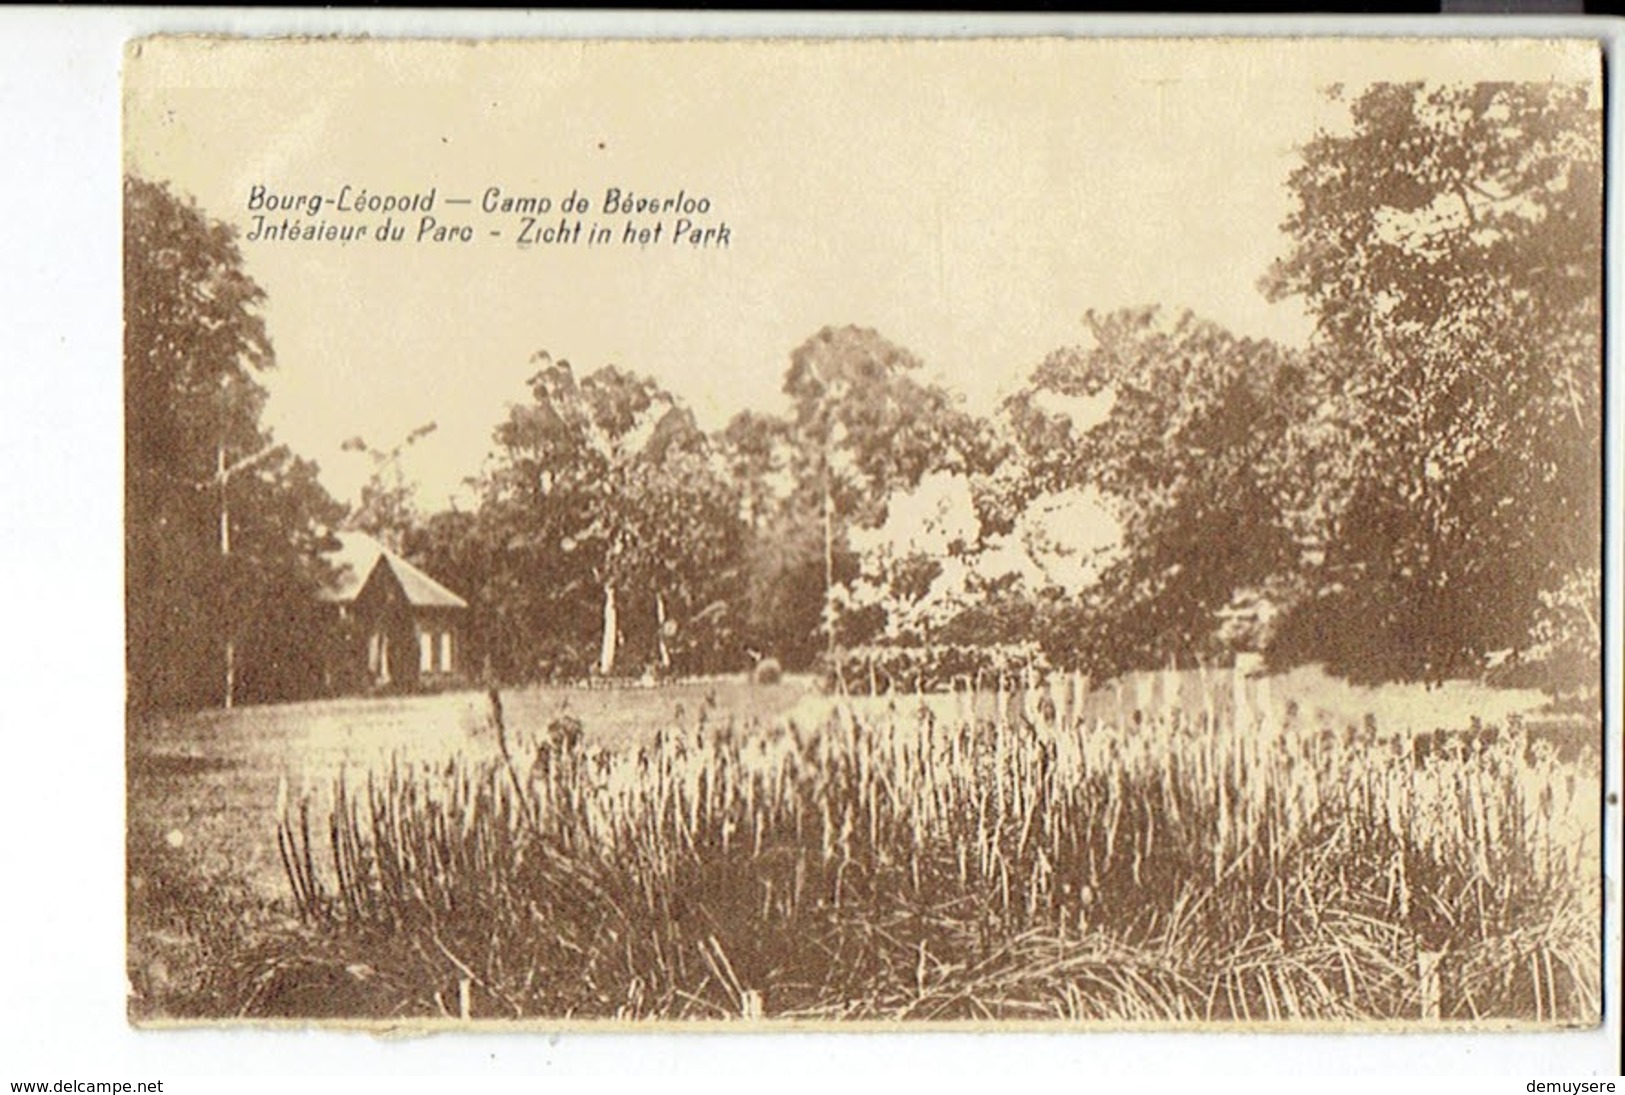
(718, 410, 795, 535)
(619, 446, 745, 672)
(781, 326, 996, 674)
(125, 175, 340, 709)
(479, 356, 743, 678)
(1264, 81, 1602, 682)
(1018, 307, 1320, 676)
(714, 408, 841, 670)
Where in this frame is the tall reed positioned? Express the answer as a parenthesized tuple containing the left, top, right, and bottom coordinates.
(275, 683, 1599, 1022)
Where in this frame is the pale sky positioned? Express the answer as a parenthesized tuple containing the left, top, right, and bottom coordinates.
(124, 37, 1598, 508)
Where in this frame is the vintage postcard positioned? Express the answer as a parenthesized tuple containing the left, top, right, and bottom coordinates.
(123, 35, 1605, 1030)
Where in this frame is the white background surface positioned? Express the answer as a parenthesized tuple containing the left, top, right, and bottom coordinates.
(0, 8, 1618, 1086)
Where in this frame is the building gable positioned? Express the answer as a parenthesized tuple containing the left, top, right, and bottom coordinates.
(318, 530, 469, 610)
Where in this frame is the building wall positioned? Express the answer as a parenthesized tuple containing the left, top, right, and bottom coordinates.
(321, 561, 466, 695)
(412, 612, 460, 678)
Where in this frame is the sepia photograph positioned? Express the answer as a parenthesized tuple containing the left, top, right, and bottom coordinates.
(120, 34, 1605, 1032)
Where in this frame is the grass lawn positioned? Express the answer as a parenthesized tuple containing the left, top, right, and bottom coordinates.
(128, 678, 814, 901)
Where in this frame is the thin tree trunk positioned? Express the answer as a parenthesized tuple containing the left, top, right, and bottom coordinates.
(599, 582, 619, 676)
(655, 590, 671, 670)
(823, 473, 843, 691)
(219, 443, 234, 709)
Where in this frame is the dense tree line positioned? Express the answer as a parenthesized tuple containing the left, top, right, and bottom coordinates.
(1265, 82, 1601, 687)
(126, 82, 1600, 709)
(125, 176, 342, 710)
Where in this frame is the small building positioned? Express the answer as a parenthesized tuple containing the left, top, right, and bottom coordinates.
(317, 530, 469, 692)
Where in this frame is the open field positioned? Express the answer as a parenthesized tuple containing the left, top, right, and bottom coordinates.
(128, 678, 812, 899)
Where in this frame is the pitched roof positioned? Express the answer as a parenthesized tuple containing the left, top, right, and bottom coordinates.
(317, 530, 468, 609)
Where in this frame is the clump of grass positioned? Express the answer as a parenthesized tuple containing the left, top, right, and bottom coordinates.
(127, 817, 285, 1020)
(268, 683, 1600, 1023)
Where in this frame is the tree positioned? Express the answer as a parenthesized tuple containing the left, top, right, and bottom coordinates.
(1264, 82, 1602, 682)
(345, 422, 437, 551)
(1017, 307, 1320, 676)
(478, 356, 744, 679)
(125, 175, 341, 709)
(619, 446, 745, 673)
(717, 410, 795, 535)
(781, 326, 996, 677)
(712, 408, 834, 670)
